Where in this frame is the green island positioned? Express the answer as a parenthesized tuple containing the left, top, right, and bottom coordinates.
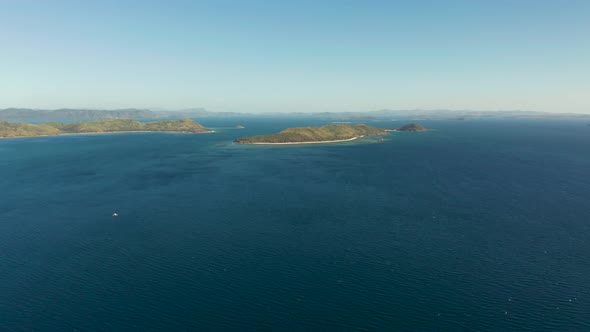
(234, 124, 388, 144)
(395, 123, 427, 132)
(0, 118, 212, 138)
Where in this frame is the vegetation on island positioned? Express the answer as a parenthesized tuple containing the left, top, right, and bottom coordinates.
(234, 124, 387, 144)
(396, 123, 427, 131)
(0, 118, 211, 138)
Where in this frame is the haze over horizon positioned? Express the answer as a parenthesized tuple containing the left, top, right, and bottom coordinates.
(2, 0, 589, 113)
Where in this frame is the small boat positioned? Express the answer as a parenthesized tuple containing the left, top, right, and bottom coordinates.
(112, 213, 119, 217)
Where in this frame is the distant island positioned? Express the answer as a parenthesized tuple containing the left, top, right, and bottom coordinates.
(234, 124, 387, 144)
(235, 125, 245, 129)
(0, 119, 212, 138)
(395, 123, 427, 132)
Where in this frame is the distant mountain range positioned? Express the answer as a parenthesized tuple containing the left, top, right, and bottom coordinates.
(0, 108, 243, 122)
(265, 109, 590, 120)
(1, 108, 588, 122)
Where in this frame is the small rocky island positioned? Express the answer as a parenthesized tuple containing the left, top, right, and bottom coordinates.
(396, 123, 427, 132)
(234, 124, 387, 144)
(0, 118, 212, 138)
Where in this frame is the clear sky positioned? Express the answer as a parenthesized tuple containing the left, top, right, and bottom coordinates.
(1, 0, 589, 113)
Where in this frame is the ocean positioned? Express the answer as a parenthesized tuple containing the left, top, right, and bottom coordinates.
(1, 118, 589, 331)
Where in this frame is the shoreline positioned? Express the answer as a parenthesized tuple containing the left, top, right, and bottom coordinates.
(239, 136, 361, 145)
(0, 130, 215, 140)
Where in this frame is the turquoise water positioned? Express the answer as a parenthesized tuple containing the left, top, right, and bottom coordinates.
(1, 118, 589, 331)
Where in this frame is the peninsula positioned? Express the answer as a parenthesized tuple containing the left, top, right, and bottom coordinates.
(234, 124, 387, 144)
(0, 118, 212, 138)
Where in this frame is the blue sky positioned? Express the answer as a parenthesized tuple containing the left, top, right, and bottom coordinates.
(1, 0, 589, 113)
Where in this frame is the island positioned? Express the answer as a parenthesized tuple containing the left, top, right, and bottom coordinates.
(234, 124, 387, 144)
(0, 118, 212, 138)
(235, 125, 245, 129)
(396, 123, 427, 132)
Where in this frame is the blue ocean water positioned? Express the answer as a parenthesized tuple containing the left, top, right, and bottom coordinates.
(1, 118, 589, 331)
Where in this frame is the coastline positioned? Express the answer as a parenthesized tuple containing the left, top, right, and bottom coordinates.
(239, 136, 361, 145)
(0, 130, 215, 140)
